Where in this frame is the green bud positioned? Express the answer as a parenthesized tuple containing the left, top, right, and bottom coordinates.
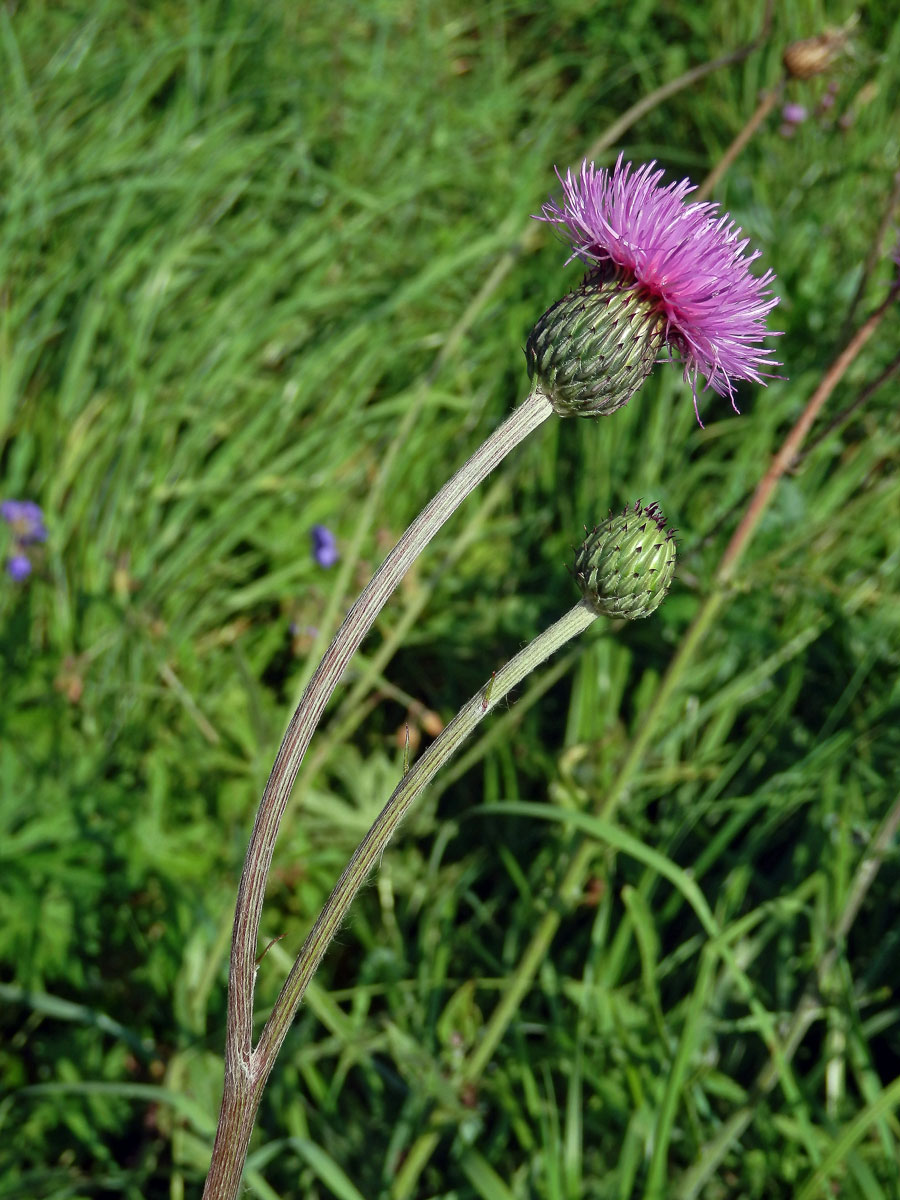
(575, 501, 676, 619)
(526, 265, 666, 418)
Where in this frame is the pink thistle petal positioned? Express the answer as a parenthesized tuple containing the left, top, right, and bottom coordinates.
(537, 156, 781, 413)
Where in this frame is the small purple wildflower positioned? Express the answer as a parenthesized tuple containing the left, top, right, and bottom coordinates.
(1, 500, 47, 545)
(2, 499, 47, 582)
(781, 103, 808, 125)
(311, 524, 339, 569)
(6, 553, 32, 581)
(537, 156, 781, 417)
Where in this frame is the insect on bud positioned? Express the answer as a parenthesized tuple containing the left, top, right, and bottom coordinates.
(575, 501, 676, 620)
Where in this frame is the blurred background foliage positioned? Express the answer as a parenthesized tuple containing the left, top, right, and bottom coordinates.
(2, 0, 900, 1197)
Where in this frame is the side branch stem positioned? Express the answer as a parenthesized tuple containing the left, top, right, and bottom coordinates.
(255, 601, 598, 1073)
(389, 288, 898, 1200)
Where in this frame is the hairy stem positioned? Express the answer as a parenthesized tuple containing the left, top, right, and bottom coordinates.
(203, 386, 552, 1199)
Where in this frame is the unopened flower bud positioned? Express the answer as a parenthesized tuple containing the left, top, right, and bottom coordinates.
(575, 501, 676, 619)
(526, 265, 666, 418)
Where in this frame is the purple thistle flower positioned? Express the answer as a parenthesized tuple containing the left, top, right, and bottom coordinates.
(536, 156, 781, 418)
(781, 103, 808, 125)
(1, 499, 47, 545)
(6, 553, 33, 581)
(311, 524, 339, 569)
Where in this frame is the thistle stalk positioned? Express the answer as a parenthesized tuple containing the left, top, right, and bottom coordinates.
(206, 604, 597, 1200)
(258, 498, 673, 1085)
(203, 386, 552, 1200)
(204, 599, 595, 1200)
(204, 496, 676, 1200)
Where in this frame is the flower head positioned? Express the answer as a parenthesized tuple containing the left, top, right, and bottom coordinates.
(779, 103, 809, 138)
(536, 156, 780, 418)
(311, 524, 339, 569)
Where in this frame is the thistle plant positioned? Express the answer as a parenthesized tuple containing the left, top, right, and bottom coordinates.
(203, 159, 779, 1200)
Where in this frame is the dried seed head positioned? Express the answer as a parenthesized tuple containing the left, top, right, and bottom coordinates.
(575, 501, 676, 620)
(782, 20, 855, 80)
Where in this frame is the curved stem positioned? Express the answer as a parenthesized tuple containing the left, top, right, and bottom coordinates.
(203, 596, 595, 1200)
(229, 388, 551, 1041)
(255, 601, 597, 1072)
(203, 386, 552, 1200)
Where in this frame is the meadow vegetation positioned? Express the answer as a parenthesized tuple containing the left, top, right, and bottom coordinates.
(2, 1, 900, 1197)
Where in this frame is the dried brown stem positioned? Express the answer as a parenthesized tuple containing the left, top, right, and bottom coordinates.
(791, 349, 900, 469)
(584, 10, 774, 165)
(717, 289, 897, 585)
(694, 80, 784, 203)
(839, 169, 900, 340)
(203, 390, 553, 1200)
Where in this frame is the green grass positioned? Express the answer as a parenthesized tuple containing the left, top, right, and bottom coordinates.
(2, 0, 900, 1197)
